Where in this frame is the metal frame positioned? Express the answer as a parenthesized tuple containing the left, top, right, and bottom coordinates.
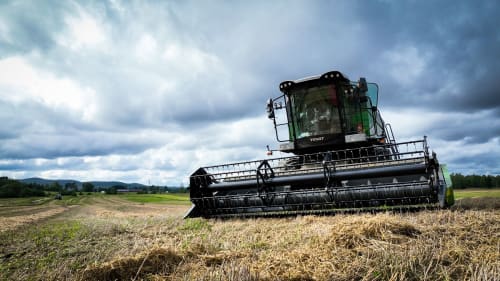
(186, 139, 441, 218)
(191, 139, 428, 184)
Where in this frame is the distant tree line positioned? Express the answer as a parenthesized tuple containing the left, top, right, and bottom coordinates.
(87, 184, 186, 194)
(0, 177, 45, 197)
(136, 185, 187, 194)
(0, 177, 97, 198)
(450, 173, 500, 189)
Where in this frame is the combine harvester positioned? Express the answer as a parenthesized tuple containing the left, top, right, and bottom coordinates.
(186, 70, 454, 218)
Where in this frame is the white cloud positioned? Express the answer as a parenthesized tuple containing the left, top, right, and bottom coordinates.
(57, 6, 108, 50)
(161, 43, 223, 75)
(383, 108, 442, 140)
(432, 137, 500, 174)
(0, 56, 98, 122)
(382, 108, 499, 174)
(383, 108, 498, 142)
(383, 46, 430, 86)
(134, 33, 158, 62)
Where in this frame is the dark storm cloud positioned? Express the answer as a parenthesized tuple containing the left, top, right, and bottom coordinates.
(311, 0, 500, 146)
(447, 147, 500, 175)
(0, 1, 70, 55)
(353, 0, 500, 112)
(0, 155, 171, 173)
(0, 98, 164, 159)
(0, 131, 163, 159)
(385, 108, 500, 144)
(160, 0, 500, 122)
(4, 0, 498, 123)
(434, 113, 500, 144)
(0, 0, 498, 181)
(0, 158, 83, 171)
(0, 99, 72, 138)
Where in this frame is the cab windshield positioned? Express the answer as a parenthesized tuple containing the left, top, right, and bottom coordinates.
(290, 84, 342, 138)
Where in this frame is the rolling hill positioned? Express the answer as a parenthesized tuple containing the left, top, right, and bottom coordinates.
(20, 177, 147, 189)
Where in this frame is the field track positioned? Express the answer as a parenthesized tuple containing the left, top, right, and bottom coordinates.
(0, 195, 189, 232)
(0, 192, 498, 281)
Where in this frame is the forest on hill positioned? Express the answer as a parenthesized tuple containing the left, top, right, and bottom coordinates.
(450, 173, 500, 189)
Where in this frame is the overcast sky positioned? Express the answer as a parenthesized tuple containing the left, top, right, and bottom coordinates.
(0, 0, 499, 185)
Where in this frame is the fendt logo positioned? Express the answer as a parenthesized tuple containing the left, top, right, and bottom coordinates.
(309, 136, 325, 142)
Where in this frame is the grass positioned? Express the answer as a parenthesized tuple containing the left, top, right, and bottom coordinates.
(0, 192, 190, 208)
(0, 193, 104, 208)
(79, 210, 499, 281)
(0, 219, 130, 280)
(0, 190, 498, 280)
(454, 188, 500, 199)
(0, 196, 52, 207)
(120, 193, 190, 204)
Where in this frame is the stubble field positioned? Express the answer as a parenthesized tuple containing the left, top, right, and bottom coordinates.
(0, 191, 499, 281)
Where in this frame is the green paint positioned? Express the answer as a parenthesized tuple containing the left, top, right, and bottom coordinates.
(441, 164, 455, 206)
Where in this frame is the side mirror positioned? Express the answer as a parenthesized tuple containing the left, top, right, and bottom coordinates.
(266, 98, 275, 119)
(358, 77, 368, 93)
